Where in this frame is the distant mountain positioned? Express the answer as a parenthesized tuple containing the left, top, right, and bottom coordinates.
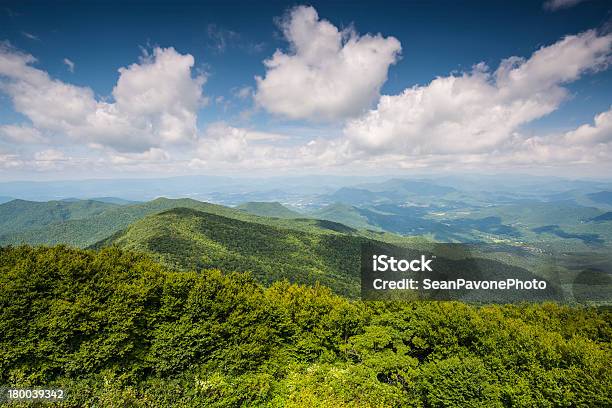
(90, 197, 139, 205)
(531, 225, 603, 246)
(0, 199, 119, 235)
(0, 197, 367, 248)
(589, 212, 612, 222)
(0, 196, 13, 204)
(321, 180, 456, 206)
(310, 202, 379, 231)
(587, 191, 612, 206)
(236, 201, 301, 218)
(357, 179, 456, 196)
(0, 174, 384, 202)
(327, 187, 386, 205)
(93, 207, 558, 300)
(93, 207, 367, 296)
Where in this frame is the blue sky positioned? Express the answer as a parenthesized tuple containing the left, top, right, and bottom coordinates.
(0, 0, 611, 180)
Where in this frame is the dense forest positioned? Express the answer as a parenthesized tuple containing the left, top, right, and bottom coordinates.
(1, 245, 610, 407)
(92, 207, 372, 297)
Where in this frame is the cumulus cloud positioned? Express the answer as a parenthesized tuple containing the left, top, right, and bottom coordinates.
(543, 0, 588, 11)
(564, 107, 612, 145)
(345, 106, 612, 172)
(344, 30, 612, 155)
(484, 107, 612, 167)
(190, 122, 352, 171)
(254, 5, 401, 121)
(0, 44, 206, 152)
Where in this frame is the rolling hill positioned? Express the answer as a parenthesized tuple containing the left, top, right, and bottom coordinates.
(92, 207, 566, 301)
(590, 212, 612, 222)
(310, 202, 379, 231)
(325, 187, 387, 205)
(93, 207, 368, 296)
(0, 197, 370, 249)
(587, 191, 612, 206)
(0, 199, 119, 235)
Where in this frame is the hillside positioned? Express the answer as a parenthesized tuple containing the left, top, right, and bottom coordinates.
(93, 207, 367, 296)
(310, 202, 379, 231)
(236, 201, 301, 218)
(0, 198, 362, 248)
(590, 212, 612, 222)
(0, 199, 118, 234)
(1, 245, 610, 407)
(587, 191, 612, 205)
(93, 207, 566, 302)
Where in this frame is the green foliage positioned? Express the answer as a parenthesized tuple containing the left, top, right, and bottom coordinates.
(0, 197, 393, 249)
(1, 245, 610, 407)
(0, 199, 117, 235)
(310, 202, 379, 231)
(92, 207, 367, 297)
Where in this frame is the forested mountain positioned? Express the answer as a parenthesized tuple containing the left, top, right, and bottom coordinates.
(0, 199, 118, 234)
(93, 207, 368, 296)
(1, 245, 610, 407)
(310, 202, 378, 231)
(587, 191, 612, 205)
(0, 198, 364, 248)
(355, 179, 456, 196)
(235, 201, 302, 218)
(92, 207, 566, 302)
(590, 211, 612, 222)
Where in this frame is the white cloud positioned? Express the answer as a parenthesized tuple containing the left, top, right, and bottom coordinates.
(254, 5, 401, 121)
(0, 124, 45, 143)
(109, 147, 170, 165)
(33, 148, 66, 162)
(543, 0, 588, 11)
(31, 149, 69, 171)
(341, 107, 612, 172)
(112, 47, 205, 146)
(191, 122, 351, 171)
(0, 44, 206, 152)
(485, 108, 612, 167)
(344, 30, 612, 155)
(63, 58, 74, 73)
(0, 150, 23, 169)
(564, 107, 612, 145)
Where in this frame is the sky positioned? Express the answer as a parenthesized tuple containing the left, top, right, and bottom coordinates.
(0, 0, 611, 181)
